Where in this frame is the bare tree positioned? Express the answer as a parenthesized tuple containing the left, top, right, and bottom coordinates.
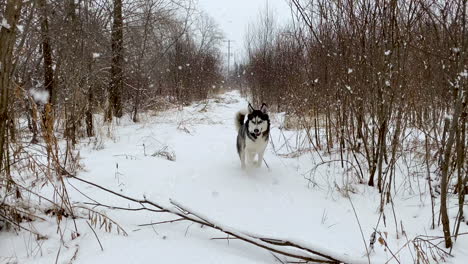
(0, 0, 23, 170)
(244, 0, 468, 252)
(37, 0, 55, 106)
(107, 0, 124, 121)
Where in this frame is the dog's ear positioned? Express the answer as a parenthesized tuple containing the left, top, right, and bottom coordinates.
(248, 103, 255, 113)
(260, 103, 268, 114)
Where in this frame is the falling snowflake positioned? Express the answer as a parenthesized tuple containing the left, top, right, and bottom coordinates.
(460, 70, 468, 78)
(30, 89, 49, 104)
(1, 18, 10, 29)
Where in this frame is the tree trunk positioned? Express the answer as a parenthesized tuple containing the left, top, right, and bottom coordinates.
(86, 61, 94, 137)
(107, 0, 124, 121)
(0, 0, 23, 171)
(439, 92, 464, 248)
(38, 0, 55, 106)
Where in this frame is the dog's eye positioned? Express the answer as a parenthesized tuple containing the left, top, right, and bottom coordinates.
(258, 121, 263, 124)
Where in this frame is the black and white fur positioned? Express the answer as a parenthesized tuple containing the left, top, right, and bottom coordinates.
(235, 103, 270, 169)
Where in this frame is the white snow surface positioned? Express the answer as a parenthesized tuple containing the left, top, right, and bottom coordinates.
(1, 91, 467, 264)
(1, 18, 10, 29)
(29, 88, 49, 104)
(16, 24, 24, 33)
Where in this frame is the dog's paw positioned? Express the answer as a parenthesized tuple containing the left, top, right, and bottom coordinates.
(254, 161, 261, 168)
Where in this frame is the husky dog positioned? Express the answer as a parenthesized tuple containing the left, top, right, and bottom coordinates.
(235, 103, 270, 169)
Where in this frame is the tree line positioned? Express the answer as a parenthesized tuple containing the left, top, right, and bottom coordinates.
(0, 0, 223, 234)
(242, 0, 467, 252)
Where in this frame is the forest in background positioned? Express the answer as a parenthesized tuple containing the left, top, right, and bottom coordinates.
(239, 0, 467, 250)
(0, 0, 223, 241)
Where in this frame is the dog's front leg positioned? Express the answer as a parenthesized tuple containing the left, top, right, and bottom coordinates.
(256, 149, 266, 168)
(240, 150, 246, 169)
(247, 151, 255, 166)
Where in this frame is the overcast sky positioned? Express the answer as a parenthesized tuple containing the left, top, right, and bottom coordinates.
(198, 0, 291, 67)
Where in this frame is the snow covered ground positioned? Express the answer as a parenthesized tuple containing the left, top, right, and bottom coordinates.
(1, 90, 467, 263)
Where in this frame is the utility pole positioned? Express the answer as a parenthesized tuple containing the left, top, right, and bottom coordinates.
(223, 40, 234, 77)
(227, 40, 231, 76)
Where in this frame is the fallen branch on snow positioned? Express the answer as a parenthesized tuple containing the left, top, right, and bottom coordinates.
(69, 175, 361, 264)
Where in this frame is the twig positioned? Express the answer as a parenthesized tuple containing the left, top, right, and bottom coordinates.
(263, 157, 271, 170)
(377, 231, 401, 264)
(54, 243, 62, 264)
(0, 213, 45, 239)
(271, 252, 286, 263)
(76, 206, 128, 236)
(68, 246, 79, 264)
(84, 202, 165, 213)
(211, 236, 240, 240)
(348, 197, 370, 264)
(86, 220, 104, 251)
(138, 218, 185, 227)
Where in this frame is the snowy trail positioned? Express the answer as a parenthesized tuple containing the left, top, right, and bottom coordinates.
(1, 91, 467, 264)
(76, 91, 361, 262)
(67, 91, 378, 263)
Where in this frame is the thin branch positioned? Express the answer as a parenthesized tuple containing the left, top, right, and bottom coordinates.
(348, 197, 370, 264)
(138, 218, 185, 227)
(0, 213, 46, 239)
(86, 220, 104, 251)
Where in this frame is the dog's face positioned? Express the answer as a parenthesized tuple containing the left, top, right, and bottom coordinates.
(247, 103, 269, 137)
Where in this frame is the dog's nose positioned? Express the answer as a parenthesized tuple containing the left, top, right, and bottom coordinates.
(254, 129, 259, 133)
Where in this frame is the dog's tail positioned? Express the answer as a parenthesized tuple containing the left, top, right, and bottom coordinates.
(235, 109, 247, 130)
